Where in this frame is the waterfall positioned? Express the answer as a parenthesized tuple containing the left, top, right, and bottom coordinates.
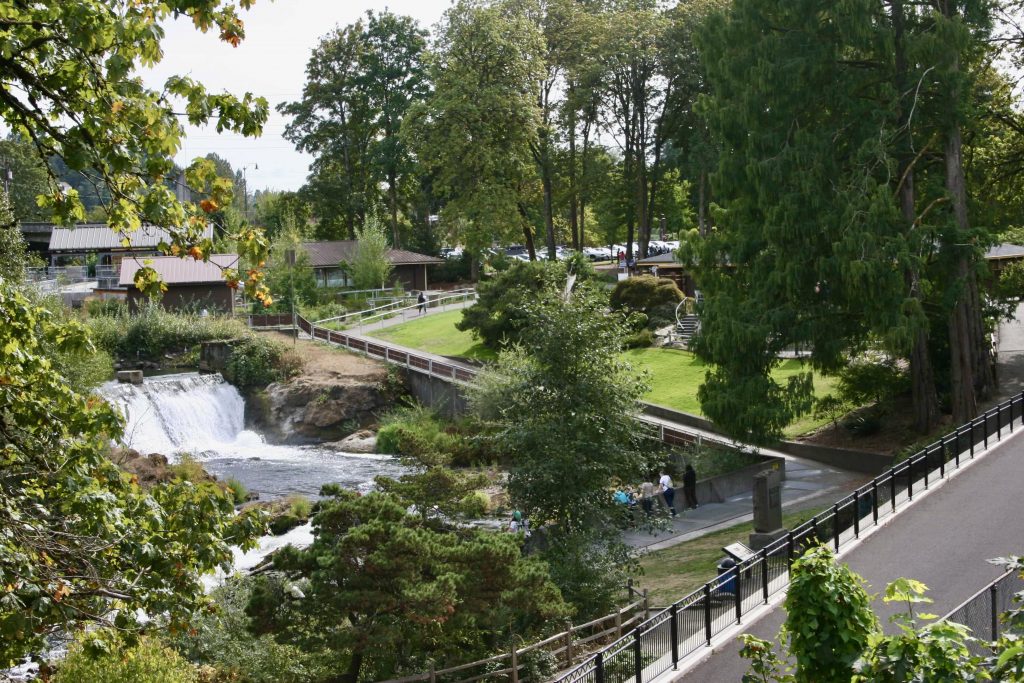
(102, 373, 252, 455)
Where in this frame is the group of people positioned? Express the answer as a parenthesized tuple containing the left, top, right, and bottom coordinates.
(611, 466, 698, 518)
(635, 465, 698, 518)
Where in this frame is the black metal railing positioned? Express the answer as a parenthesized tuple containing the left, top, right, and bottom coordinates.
(943, 569, 1024, 656)
(553, 391, 1024, 683)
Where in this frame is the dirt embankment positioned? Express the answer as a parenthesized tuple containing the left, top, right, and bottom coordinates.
(248, 331, 395, 444)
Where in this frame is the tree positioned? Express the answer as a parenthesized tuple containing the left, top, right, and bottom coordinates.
(403, 0, 544, 270)
(262, 223, 317, 313)
(248, 486, 569, 683)
(0, 0, 272, 303)
(0, 136, 51, 222)
(0, 281, 264, 666)
(467, 280, 653, 615)
(457, 259, 583, 350)
(282, 11, 429, 245)
(345, 215, 394, 290)
(0, 189, 30, 282)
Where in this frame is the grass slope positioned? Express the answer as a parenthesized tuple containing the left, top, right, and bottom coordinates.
(636, 508, 822, 606)
(371, 310, 495, 362)
(372, 314, 838, 436)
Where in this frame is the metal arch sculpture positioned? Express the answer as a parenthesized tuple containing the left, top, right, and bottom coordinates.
(674, 297, 697, 325)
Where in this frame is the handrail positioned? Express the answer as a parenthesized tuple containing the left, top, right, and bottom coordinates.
(250, 311, 1024, 682)
(548, 391, 1024, 683)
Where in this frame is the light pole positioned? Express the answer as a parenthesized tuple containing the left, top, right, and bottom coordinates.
(285, 248, 296, 347)
(240, 163, 258, 221)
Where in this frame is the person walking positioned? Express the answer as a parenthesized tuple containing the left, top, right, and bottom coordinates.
(417, 291, 427, 315)
(659, 470, 677, 517)
(683, 464, 698, 510)
(640, 480, 655, 517)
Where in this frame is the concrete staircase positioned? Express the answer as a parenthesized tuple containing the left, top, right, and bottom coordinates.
(675, 314, 700, 347)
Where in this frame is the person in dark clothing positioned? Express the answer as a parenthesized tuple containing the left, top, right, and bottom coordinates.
(417, 291, 427, 315)
(683, 464, 698, 510)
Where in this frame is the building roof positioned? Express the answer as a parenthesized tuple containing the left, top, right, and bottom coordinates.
(985, 243, 1024, 260)
(119, 254, 239, 287)
(637, 251, 681, 265)
(300, 240, 444, 268)
(49, 224, 214, 252)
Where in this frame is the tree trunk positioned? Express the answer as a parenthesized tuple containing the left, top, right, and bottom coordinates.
(388, 170, 400, 248)
(518, 202, 537, 261)
(893, 0, 940, 432)
(543, 171, 556, 260)
(568, 106, 580, 250)
(697, 172, 707, 236)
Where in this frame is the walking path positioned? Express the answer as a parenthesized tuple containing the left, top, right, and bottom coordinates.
(665, 305, 1024, 681)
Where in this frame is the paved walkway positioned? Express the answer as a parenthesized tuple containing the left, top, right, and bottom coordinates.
(343, 293, 474, 335)
(623, 456, 868, 551)
(668, 307, 1024, 681)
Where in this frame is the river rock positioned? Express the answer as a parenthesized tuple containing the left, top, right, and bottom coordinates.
(326, 429, 378, 453)
(252, 376, 390, 444)
(116, 369, 143, 384)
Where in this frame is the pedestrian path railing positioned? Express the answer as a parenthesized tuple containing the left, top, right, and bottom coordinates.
(942, 567, 1024, 656)
(553, 391, 1024, 683)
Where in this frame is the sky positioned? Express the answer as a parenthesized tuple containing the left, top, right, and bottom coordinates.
(145, 0, 456, 193)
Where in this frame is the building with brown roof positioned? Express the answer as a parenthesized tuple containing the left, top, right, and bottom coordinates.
(300, 240, 444, 291)
(120, 254, 238, 314)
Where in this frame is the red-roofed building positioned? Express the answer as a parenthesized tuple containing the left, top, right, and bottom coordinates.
(300, 241, 444, 291)
(120, 254, 238, 313)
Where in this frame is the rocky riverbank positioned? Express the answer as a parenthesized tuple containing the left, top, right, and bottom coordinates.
(244, 331, 397, 445)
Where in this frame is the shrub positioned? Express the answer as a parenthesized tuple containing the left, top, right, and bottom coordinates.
(171, 454, 210, 484)
(622, 328, 655, 349)
(86, 305, 251, 360)
(85, 298, 127, 317)
(225, 478, 249, 505)
(429, 251, 472, 283)
(609, 276, 684, 325)
(223, 335, 303, 390)
(376, 405, 485, 467)
(54, 631, 197, 683)
(459, 491, 491, 517)
(288, 495, 313, 519)
(168, 577, 319, 683)
(837, 355, 909, 411)
(458, 260, 597, 350)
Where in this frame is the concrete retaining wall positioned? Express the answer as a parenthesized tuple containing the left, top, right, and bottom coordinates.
(692, 457, 786, 505)
(404, 369, 469, 418)
(641, 401, 890, 474)
(774, 440, 892, 474)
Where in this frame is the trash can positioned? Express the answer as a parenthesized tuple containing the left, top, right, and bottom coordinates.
(717, 558, 737, 594)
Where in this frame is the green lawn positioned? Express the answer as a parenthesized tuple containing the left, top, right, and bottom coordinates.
(371, 310, 496, 362)
(636, 507, 822, 606)
(371, 314, 837, 437)
(624, 347, 839, 437)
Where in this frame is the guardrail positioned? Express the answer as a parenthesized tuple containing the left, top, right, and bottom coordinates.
(942, 567, 1024, 656)
(315, 288, 476, 327)
(553, 391, 1024, 683)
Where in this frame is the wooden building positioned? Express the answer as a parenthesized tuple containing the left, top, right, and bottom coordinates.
(120, 254, 237, 314)
(300, 241, 444, 291)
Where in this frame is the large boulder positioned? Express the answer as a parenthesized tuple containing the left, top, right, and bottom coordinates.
(252, 376, 391, 444)
(326, 429, 378, 453)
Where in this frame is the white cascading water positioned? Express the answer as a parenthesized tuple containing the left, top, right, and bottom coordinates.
(103, 373, 252, 454)
(100, 373, 407, 501)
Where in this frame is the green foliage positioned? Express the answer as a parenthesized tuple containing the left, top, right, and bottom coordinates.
(225, 477, 249, 506)
(223, 335, 303, 391)
(468, 281, 652, 616)
(346, 215, 395, 290)
(0, 137, 51, 222)
(54, 630, 197, 683)
(0, 278, 266, 667)
(403, 0, 544, 257)
(457, 260, 587, 350)
(168, 577, 319, 683)
(170, 453, 209, 484)
(0, 0, 273, 303)
(376, 467, 491, 521)
(837, 356, 910, 412)
(86, 305, 251, 361)
(375, 404, 484, 467)
(622, 328, 656, 349)
(250, 486, 570, 681)
(781, 545, 879, 683)
(281, 10, 429, 242)
(262, 226, 318, 313)
(0, 189, 30, 283)
(609, 276, 684, 323)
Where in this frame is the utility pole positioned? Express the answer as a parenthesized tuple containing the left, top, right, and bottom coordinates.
(285, 248, 296, 347)
(240, 163, 258, 222)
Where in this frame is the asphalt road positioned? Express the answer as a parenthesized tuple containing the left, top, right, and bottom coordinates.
(677, 427, 1024, 681)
